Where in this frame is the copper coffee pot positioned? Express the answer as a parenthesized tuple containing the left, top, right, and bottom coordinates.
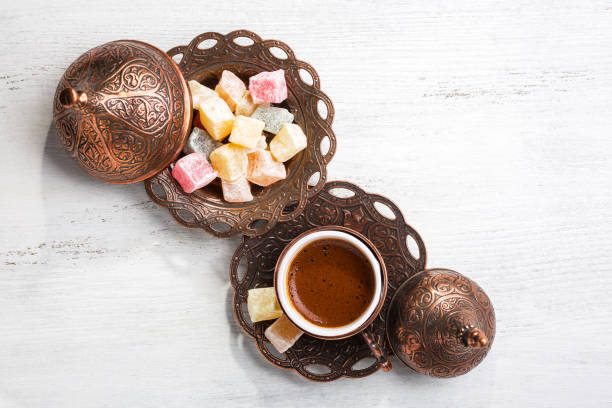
(385, 268, 495, 378)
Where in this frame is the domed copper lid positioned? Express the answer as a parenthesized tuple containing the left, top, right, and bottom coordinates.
(386, 268, 495, 378)
(53, 40, 192, 184)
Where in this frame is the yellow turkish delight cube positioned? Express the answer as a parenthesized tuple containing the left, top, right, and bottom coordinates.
(229, 115, 265, 149)
(235, 91, 259, 117)
(245, 135, 268, 154)
(247, 287, 282, 323)
(188, 80, 216, 106)
(215, 70, 246, 112)
(265, 314, 303, 353)
(269, 123, 307, 162)
(197, 96, 234, 141)
(254, 135, 267, 150)
(209, 143, 248, 181)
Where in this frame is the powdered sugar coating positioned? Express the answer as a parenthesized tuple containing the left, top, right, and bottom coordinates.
(248, 70, 288, 104)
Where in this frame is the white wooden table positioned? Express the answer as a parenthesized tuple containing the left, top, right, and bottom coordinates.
(2, 1, 612, 406)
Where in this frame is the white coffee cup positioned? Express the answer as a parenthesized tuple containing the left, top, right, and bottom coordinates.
(274, 226, 387, 340)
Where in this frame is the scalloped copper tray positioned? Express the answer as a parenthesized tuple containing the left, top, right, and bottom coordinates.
(229, 181, 427, 381)
(144, 30, 336, 237)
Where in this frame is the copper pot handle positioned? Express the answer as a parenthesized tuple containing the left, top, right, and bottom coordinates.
(459, 324, 489, 348)
(361, 330, 392, 372)
(59, 87, 88, 109)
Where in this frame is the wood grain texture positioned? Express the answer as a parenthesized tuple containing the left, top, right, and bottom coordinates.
(1, 0, 611, 407)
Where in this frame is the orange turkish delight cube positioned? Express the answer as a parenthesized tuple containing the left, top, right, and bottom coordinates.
(247, 150, 286, 187)
(215, 70, 247, 112)
(264, 314, 303, 353)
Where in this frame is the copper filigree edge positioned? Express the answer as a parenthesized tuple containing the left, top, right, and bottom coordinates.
(144, 30, 337, 237)
(229, 181, 427, 381)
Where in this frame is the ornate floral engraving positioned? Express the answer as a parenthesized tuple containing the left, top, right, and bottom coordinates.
(55, 113, 78, 153)
(387, 269, 496, 378)
(100, 60, 160, 94)
(53, 40, 188, 183)
(104, 95, 169, 132)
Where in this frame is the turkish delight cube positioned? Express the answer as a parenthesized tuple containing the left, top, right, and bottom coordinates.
(251, 105, 294, 134)
(209, 143, 248, 181)
(249, 69, 288, 104)
(171, 152, 218, 194)
(188, 80, 216, 107)
(265, 314, 303, 354)
(229, 115, 265, 149)
(247, 287, 282, 322)
(197, 96, 234, 141)
(235, 91, 259, 117)
(245, 135, 268, 154)
(183, 127, 222, 161)
(215, 70, 247, 112)
(257, 135, 267, 149)
(269, 123, 307, 162)
(253, 134, 268, 151)
(221, 177, 253, 203)
(247, 150, 286, 187)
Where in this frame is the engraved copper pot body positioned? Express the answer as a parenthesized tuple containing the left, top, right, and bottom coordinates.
(386, 268, 495, 378)
(53, 40, 192, 184)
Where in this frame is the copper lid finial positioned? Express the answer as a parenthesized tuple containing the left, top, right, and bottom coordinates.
(460, 324, 489, 348)
(386, 268, 495, 378)
(58, 87, 88, 109)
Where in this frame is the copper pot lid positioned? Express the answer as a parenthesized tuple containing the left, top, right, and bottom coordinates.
(53, 40, 192, 184)
(386, 268, 495, 378)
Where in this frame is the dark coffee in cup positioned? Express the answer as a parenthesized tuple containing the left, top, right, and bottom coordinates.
(287, 238, 375, 328)
(275, 228, 385, 339)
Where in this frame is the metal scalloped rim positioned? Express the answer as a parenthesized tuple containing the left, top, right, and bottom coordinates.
(229, 180, 427, 381)
(143, 30, 337, 238)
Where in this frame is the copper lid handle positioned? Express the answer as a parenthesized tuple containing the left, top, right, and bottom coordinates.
(59, 87, 88, 109)
(361, 331, 392, 372)
(460, 324, 489, 348)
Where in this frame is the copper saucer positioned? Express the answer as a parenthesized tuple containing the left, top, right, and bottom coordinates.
(229, 181, 427, 381)
(144, 30, 337, 238)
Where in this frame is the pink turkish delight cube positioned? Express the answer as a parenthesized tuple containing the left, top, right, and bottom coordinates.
(248, 69, 288, 104)
(222, 177, 253, 202)
(171, 152, 218, 194)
